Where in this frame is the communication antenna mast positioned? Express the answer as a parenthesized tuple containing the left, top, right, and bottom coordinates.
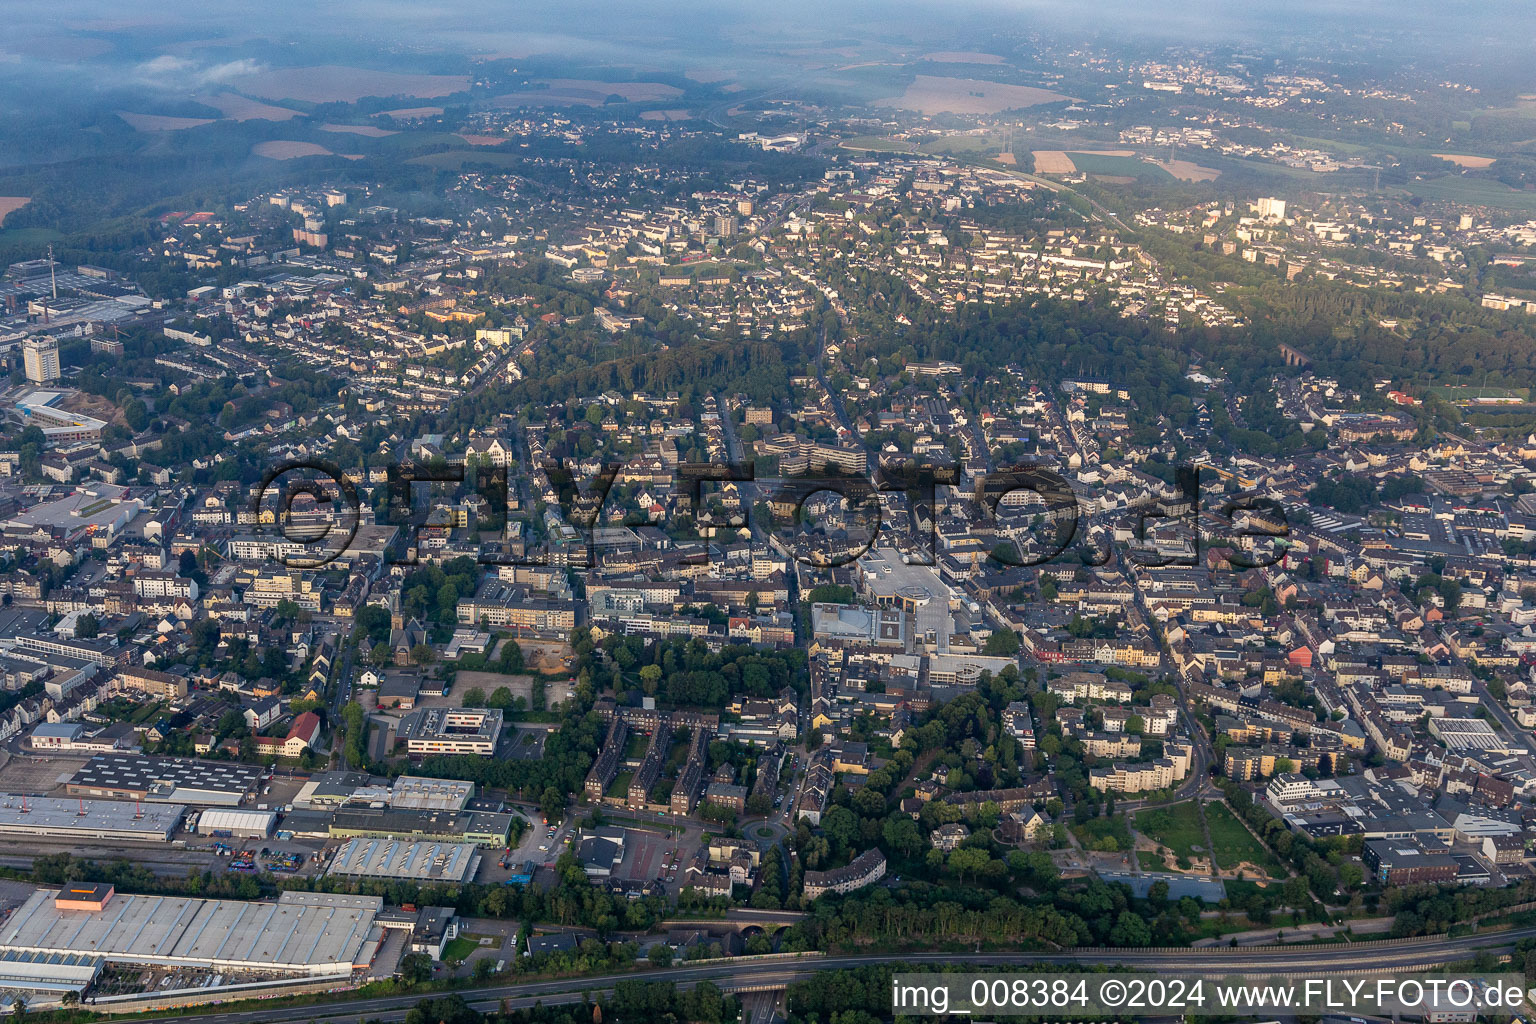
(47, 243, 57, 300)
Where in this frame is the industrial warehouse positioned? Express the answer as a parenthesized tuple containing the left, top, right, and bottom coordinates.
(192, 808, 277, 839)
(0, 795, 185, 842)
(325, 837, 481, 883)
(329, 807, 514, 846)
(65, 755, 269, 806)
(0, 886, 383, 978)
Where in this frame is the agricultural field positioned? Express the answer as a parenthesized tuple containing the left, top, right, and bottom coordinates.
(252, 141, 337, 160)
(876, 75, 1071, 115)
(377, 106, 445, 120)
(408, 150, 525, 170)
(918, 133, 1004, 156)
(917, 51, 1007, 64)
(1433, 153, 1497, 168)
(232, 65, 471, 104)
(116, 112, 215, 132)
(840, 135, 914, 153)
(494, 79, 683, 107)
(319, 123, 399, 138)
(0, 198, 29, 226)
(1150, 158, 1221, 182)
(1031, 150, 1077, 174)
(199, 92, 303, 121)
(1068, 152, 1174, 181)
(1407, 175, 1536, 213)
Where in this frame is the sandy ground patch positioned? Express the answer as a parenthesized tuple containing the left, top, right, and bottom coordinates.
(451, 672, 574, 706)
(456, 134, 509, 146)
(60, 390, 124, 427)
(1435, 152, 1497, 168)
(319, 123, 398, 138)
(918, 51, 1006, 64)
(0, 198, 30, 227)
(1073, 149, 1135, 157)
(639, 109, 692, 121)
(377, 106, 444, 119)
(252, 141, 335, 160)
(201, 92, 302, 121)
(1218, 860, 1275, 879)
(993, 152, 1017, 165)
(117, 111, 215, 132)
(512, 638, 573, 674)
(1151, 158, 1221, 181)
(878, 75, 1072, 115)
(232, 65, 470, 104)
(1031, 150, 1076, 174)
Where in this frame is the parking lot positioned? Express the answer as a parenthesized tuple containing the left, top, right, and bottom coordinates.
(614, 828, 687, 883)
(0, 755, 87, 794)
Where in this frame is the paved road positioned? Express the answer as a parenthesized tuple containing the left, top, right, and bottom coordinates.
(113, 926, 1536, 1024)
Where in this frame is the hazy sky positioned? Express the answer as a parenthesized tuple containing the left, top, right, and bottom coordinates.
(1, 0, 1532, 104)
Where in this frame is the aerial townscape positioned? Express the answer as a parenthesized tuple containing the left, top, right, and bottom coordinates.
(4, 1, 1536, 1022)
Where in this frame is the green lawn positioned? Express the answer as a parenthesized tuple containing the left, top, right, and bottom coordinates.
(407, 150, 524, 170)
(1205, 801, 1288, 879)
(606, 771, 634, 799)
(1134, 801, 1206, 861)
(130, 701, 165, 725)
(840, 135, 913, 153)
(1425, 384, 1531, 403)
(918, 133, 1001, 156)
(1067, 152, 1173, 181)
(441, 936, 483, 962)
(1407, 175, 1536, 213)
(1136, 849, 1166, 872)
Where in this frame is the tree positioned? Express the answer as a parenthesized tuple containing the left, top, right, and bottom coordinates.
(983, 629, 1020, 657)
(541, 786, 565, 822)
(648, 944, 674, 967)
(487, 686, 514, 709)
(462, 687, 487, 708)
(75, 612, 99, 639)
(215, 709, 246, 740)
(1109, 910, 1152, 946)
(497, 639, 525, 673)
(639, 664, 662, 696)
(410, 643, 436, 666)
(354, 604, 393, 646)
(398, 952, 433, 986)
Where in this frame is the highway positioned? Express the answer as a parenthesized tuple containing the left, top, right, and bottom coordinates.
(112, 927, 1536, 1024)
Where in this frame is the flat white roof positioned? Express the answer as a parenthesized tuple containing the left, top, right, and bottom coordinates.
(0, 795, 183, 839)
(0, 890, 380, 976)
